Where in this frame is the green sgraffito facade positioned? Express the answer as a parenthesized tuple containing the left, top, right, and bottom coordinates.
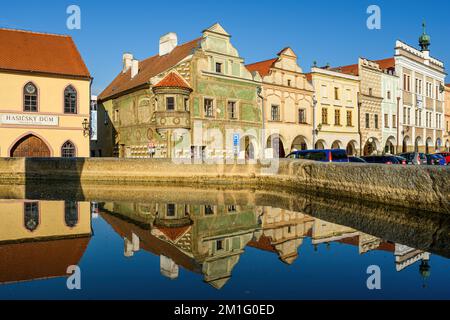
(98, 23, 262, 159)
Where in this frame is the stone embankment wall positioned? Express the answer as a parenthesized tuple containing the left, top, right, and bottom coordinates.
(0, 158, 448, 214)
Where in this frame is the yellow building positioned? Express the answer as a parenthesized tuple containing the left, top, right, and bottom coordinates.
(246, 48, 315, 157)
(0, 200, 92, 284)
(307, 66, 360, 155)
(0, 28, 91, 158)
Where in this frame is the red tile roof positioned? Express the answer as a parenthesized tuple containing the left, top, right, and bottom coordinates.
(335, 64, 359, 76)
(98, 38, 201, 101)
(376, 57, 396, 70)
(154, 72, 192, 90)
(332, 57, 396, 76)
(246, 58, 278, 77)
(0, 237, 90, 284)
(247, 235, 277, 253)
(0, 28, 90, 79)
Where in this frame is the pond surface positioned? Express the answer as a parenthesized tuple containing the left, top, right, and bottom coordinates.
(0, 184, 449, 300)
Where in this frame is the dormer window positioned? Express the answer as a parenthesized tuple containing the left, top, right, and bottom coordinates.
(215, 62, 223, 73)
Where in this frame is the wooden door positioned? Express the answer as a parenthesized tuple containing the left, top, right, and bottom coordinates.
(11, 135, 51, 157)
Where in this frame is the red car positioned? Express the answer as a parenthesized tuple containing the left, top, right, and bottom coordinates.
(437, 152, 450, 165)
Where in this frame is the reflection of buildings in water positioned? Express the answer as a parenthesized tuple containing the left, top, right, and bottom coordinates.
(100, 202, 435, 289)
(0, 200, 92, 285)
(100, 202, 262, 289)
(395, 244, 431, 273)
(248, 207, 315, 265)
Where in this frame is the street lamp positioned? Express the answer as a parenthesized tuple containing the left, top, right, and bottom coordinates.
(82, 118, 90, 137)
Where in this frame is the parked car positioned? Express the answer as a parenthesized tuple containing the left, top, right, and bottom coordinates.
(399, 152, 427, 165)
(436, 152, 450, 165)
(349, 156, 367, 163)
(426, 154, 446, 166)
(393, 156, 408, 165)
(362, 155, 406, 165)
(286, 149, 349, 163)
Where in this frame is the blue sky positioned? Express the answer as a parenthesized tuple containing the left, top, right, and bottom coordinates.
(1, 0, 449, 95)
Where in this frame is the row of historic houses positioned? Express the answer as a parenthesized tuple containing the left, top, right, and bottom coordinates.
(0, 23, 448, 159)
(93, 22, 448, 159)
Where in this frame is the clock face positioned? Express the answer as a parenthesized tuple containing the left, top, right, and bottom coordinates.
(25, 84, 36, 94)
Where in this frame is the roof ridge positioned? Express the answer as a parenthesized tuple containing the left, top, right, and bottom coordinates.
(0, 27, 70, 38)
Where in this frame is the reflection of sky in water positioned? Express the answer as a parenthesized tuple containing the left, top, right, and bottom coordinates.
(0, 199, 449, 300)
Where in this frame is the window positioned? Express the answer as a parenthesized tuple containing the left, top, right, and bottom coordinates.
(387, 91, 391, 100)
(64, 85, 77, 114)
(321, 108, 328, 124)
(184, 98, 190, 111)
(334, 109, 341, 125)
(374, 114, 379, 129)
(204, 99, 214, 117)
(416, 79, 423, 95)
(403, 107, 407, 124)
(403, 74, 411, 92)
(365, 113, 370, 129)
(347, 111, 352, 126)
(368, 88, 373, 96)
(298, 109, 306, 124)
(228, 101, 237, 120)
(24, 82, 38, 112)
(216, 240, 224, 251)
(61, 141, 76, 158)
(24, 202, 39, 232)
(205, 205, 214, 215)
(114, 109, 119, 122)
(167, 204, 176, 217)
(287, 79, 292, 87)
(215, 62, 223, 73)
(415, 109, 419, 126)
(166, 97, 175, 111)
(407, 108, 411, 125)
(334, 87, 340, 100)
(418, 110, 422, 126)
(65, 201, 78, 227)
(392, 115, 397, 128)
(384, 114, 389, 128)
(271, 105, 280, 121)
(227, 205, 237, 213)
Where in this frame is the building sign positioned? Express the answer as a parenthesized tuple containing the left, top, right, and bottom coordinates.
(233, 133, 240, 155)
(0, 114, 59, 126)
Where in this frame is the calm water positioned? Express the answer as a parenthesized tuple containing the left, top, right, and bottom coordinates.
(0, 184, 449, 300)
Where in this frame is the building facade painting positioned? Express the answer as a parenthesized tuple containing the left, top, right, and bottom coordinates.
(98, 24, 262, 160)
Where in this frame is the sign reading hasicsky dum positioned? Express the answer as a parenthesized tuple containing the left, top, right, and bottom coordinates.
(0, 114, 59, 126)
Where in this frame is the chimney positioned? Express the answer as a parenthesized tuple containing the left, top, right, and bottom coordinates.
(122, 53, 133, 73)
(131, 59, 139, 78)
(159, 32, 178, 56)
